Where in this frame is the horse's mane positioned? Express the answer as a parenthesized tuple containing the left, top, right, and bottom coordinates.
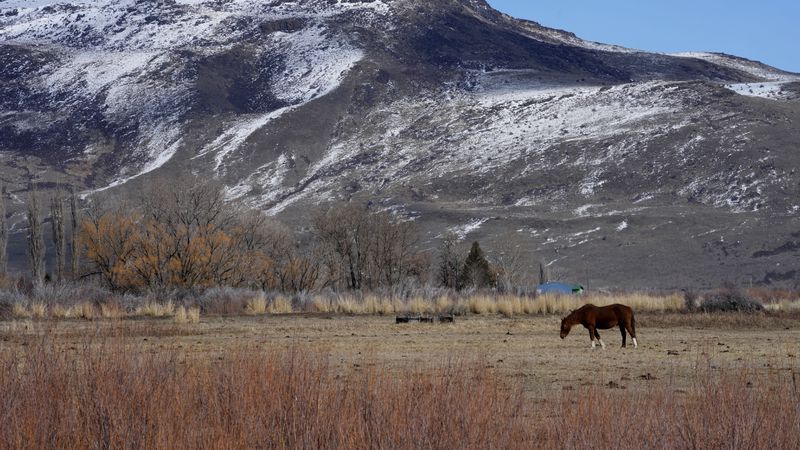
(564, 304, 594, 324)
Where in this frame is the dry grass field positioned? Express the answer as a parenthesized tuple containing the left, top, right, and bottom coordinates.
(1, 312, 799, 448)
(3, 313, 797, 389)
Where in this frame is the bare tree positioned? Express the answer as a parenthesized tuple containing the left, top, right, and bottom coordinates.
(539, 262, 549, 285)
(490, 235, 530, 293)
(69, 187, 80, 278)
(0, 185, 7, 276)
(245, 215, 328, 293)
(313, 203, 424, 290)
(368, 212, 422, 288)
(437, 232, 463, 290)
(27, 186, 45, 283)
(313, 203, 372, 290)
(50, 190, 66, 282)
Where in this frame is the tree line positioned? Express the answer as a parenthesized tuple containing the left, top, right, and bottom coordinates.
(0, 179, 544, 294)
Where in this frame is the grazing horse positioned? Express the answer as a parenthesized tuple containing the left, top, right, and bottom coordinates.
(560, 304, 637, 349)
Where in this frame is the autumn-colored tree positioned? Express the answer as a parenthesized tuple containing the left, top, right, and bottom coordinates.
(134, 178, 241, 290)
(80, 209, 140, 291)
(79, 181, 426, 293)
(79, 177, 313, 293)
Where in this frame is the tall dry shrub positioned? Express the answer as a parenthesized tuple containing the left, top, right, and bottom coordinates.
(0, 338, 532, 450)
(548, 367, 800, 449)
(1, 335, 798, 449)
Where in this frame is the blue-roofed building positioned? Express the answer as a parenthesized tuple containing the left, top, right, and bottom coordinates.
(536, 282, 584, 295)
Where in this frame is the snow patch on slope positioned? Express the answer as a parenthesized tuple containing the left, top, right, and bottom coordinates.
(268, 79, 697, 212)
(271, 26, 364, 103)
(200, 25, 364, 178)
(724, 82, 793, 100)
(196, 107, 295, 172)
(225, 154, 292, 204)
(671, 52, 800, 82)
(449, 219, 489, 239)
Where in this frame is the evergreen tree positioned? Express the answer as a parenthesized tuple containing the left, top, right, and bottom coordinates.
(459, 241, 495, 290)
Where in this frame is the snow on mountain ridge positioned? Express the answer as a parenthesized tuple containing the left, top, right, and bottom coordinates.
(671, 52, 800, 82)
(0, 0, 385, 190)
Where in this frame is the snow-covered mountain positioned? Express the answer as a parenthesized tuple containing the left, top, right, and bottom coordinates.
(2, 0, 799, 289)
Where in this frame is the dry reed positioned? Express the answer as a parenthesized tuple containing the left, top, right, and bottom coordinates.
(0, 336, 530, 449)
(1, 334, 797, 449)
(135, 301, 176, 318)
(268, 295, 293, 314)
(245, 293, 268, 315)
(0, 291, 772, 322)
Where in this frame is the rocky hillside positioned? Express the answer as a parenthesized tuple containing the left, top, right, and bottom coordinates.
(1, 0, 799, 289)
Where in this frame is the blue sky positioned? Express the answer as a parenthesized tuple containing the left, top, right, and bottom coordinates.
(486, 1, 800, 73)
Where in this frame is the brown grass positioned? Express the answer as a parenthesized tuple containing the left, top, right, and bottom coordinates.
(639, 311, 800, 329)
(0, 291, 752, 322)
(1, 332, 798, 449)
(2, 313, 800, 449)
(173, 306, 200, 324)
(268, 295, 293, 314)
(134, 301, 176, 318)
(548, 367, 800, 449)
(244, 293, 268, 315)
(0, 336, 530, 449)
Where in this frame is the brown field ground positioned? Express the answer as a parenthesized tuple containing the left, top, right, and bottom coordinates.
(3, 313, 798, 395)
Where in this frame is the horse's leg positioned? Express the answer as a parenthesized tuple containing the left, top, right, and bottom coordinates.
(588, 326, 597, 349)
(620, 325, 627, 348)
(626, 316, 638, 348)
(594, 329, 605, 349)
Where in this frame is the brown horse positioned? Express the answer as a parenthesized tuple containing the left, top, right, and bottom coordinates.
(560, 304, 637, 349)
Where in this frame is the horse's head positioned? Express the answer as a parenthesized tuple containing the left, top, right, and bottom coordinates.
(560, 317, 571, 339)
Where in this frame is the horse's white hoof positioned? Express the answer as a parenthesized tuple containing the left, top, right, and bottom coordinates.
(632, 338, 638, 348)
(599, 340, 606, 349)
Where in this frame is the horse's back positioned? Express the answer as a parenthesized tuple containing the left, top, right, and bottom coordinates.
(609, 304, 634, 314)
(607, 304, 634, 323)
(572, 303, 634, 323)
